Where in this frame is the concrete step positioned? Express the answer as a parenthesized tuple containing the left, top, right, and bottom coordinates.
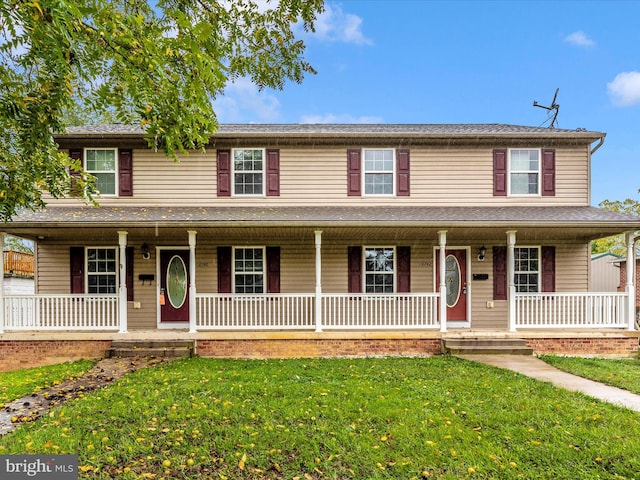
(442, 338, 533, 356)
(107, 340, 194, 359)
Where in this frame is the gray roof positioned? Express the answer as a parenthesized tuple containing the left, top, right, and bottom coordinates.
(9, 205, 639, 227)
(61, 123, 605, 139)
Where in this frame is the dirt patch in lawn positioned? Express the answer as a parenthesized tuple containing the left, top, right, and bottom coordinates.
(0, 357, 169, 435)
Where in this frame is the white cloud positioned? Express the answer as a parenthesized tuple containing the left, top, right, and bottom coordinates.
(564, 30, 595, 47)
(300, 113, 383, 124)
(607, 71, 640, 107)
(311, 4, 373, 45)
(214, 77, 282, 123)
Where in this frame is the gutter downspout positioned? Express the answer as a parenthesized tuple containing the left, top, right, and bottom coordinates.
(590, 136, 605, 156)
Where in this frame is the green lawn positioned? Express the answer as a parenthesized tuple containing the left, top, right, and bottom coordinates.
(541, 355, 640, 395)
(1, 356, 639, 479)
(0, 360, 97, 405)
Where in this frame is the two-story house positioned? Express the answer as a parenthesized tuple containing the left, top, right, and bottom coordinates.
(1, 124, 639, 368)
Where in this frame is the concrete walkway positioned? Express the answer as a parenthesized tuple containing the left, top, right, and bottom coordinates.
(456, 354, 640, 413)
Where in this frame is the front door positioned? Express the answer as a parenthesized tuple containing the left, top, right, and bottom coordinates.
(160, 250, 189, 323)
(436, 249, 468, 322)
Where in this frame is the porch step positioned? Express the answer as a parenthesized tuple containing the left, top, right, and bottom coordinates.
(106, 340, 194, 359)
(442, 338, 533, 356)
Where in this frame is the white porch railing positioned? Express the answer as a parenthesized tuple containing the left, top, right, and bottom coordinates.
(195, 293, 440, 330)
(321, 293, 440, 329)
(515, 292, 628, 329)
(3, 294, 119, 331)
(196, 294, 315, 330)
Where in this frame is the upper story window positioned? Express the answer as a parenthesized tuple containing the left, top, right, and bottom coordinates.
(509, 149, 540, 195)
(85, 148, 117, 196)
(364, 149, 395, 195)
(233, 148, 264, 196)
(347, 149, 410, 197)
(493, 148, 555, 197)
(87, 247, 117, 294)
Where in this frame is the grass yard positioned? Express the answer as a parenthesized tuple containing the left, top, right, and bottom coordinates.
(0, 360, 97, 405)
(541, 355, 640, 395)
(1, 356, 640, 479)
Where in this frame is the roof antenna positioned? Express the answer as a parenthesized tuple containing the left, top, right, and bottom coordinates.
(533, 88, 560, 128)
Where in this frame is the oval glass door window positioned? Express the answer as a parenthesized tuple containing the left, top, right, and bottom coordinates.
(166, 255, 187, 309)
(445, 254, 461, 307)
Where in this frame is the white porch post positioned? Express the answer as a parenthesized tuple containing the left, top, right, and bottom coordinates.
(0, 232, 5, 334)
(117, 231, 128, 333)
(314, 230, 323, 332)
(438, 230, 447, 332)
(507, 230, 517, 332)
(625, 231, 637, 331)
(188, 230, 197, 333)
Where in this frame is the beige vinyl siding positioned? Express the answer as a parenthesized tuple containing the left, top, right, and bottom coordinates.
(45, 145, 589, 207)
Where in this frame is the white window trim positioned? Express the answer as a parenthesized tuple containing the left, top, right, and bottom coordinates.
(362, 148, 396, 197)
(232, 246, 266, 294)
(508, 148, 541, 197)
(514, 245, 541, 293)
(84, 148, 118, 197)
(231, 148, 266, 197)
(85, 246, 119, 294)
(363, 246, 396, 293)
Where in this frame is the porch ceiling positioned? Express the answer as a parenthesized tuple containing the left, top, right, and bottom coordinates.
(5, 206, 639, 243)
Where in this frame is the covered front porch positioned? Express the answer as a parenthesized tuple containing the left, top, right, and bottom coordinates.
(2, 225, 638, 334)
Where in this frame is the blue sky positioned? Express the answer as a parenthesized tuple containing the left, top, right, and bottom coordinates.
(214, 0, 640, 207)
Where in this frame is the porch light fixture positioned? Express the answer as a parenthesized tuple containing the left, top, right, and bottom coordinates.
(478, 246, 487, 262)
(141, 243, 150, 260)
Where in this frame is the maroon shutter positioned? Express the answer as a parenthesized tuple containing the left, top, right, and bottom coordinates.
(396, 246, 411, 292)
(396, 149, 410, 196)
(493, 149, 507, 196)
(347, 149, 361, 196)
(217, 150, 231, 196)
(347, 246, 362, 293)
(126, 246, 134, 301)
(266, 246, 281, 293)
(70, 246, 84, 293)
(118, 149, 133, 197)
(266, 149, 280, 196)
(541, 149, 556, 196)
(541, 246, 556, 292)
(493, 246, 507, 300)
(217, 246, 232, 293)
(69, 149, 83, 197)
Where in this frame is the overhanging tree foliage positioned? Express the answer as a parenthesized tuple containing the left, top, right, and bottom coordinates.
(592, 192, 640, 256)
(0, 0, 324, 222)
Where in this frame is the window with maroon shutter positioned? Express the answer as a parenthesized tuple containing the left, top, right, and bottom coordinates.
(69, 149, 83, 197)
(217, 246, 232, 293)
(493, 246, 507, 300)
(541, 149, 556, 196)
(396, 149, 410, 196)
(493, 149, 507, 196)
(266, 246, 280, 293)
(397, 246, 411, 292)
(347, 246, 362, 293)
(266, 149, 280, 196)
(217, 150, 231, 196)
(119, 149, 133, 197)
(69, 246, 85, 293)
(541, 246, 556, 292)
(347, 149, 361, 196)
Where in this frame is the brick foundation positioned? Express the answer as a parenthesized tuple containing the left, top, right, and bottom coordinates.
(196, 338, 442, 359)
(0, 340, 111, 372)
(526, 337, 639, 357)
